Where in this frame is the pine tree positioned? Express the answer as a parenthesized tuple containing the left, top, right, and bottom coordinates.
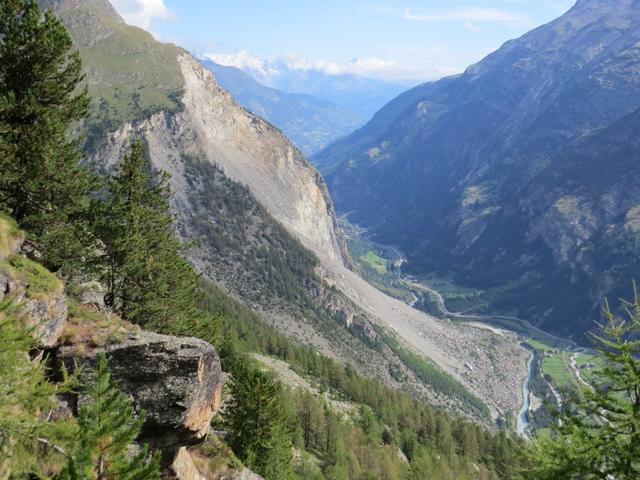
(0, 300, 75, 479)
(532, 291, 640, 479)
(323, 407, 348, 480)
(458, 422, 480, 459)
(57, 353, 161, 480)
(96, 141, 201, 330)
(0, 0, 98, 273)
(224, 361, 295, 480)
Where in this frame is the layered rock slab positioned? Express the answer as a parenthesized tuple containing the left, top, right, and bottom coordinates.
(57, 330, 223, 448)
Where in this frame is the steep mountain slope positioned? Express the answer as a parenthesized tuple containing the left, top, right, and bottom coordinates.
(319, 0, 640, 338)
(42, 0, 347, 267)
(41, 0, 531, 422)
(202, 60, 361, 156)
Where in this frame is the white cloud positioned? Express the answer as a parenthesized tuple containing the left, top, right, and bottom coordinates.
(110, 0, 173, 29)
(203, 50, 280, 83)
(203, 50, 462, 83)
(206, 50, 266, 72)
(402, 6, 530, 29)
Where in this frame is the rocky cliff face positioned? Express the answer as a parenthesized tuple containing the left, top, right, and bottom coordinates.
(0, 217, 67, 348)
(43, 0, 347, 267)
(40, 3, 345, 263)
(167, 54, 348, 265)
(319, 0, 640, 338)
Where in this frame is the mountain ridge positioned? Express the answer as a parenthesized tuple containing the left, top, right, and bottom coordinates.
(319, 0, 640, 338)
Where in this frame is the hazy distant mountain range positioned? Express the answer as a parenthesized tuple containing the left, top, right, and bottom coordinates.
(206, 54, 407, 125)
(201, 60, 362, 156)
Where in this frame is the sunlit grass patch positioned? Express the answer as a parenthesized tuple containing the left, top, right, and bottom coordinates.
(360, 250, 388, 275)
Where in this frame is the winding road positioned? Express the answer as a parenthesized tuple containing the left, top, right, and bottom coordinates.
(401, 277, 573, 437)
(402, 279, 573, 348)
(409, 291, 419, 308)
(569, 353, 590, 387)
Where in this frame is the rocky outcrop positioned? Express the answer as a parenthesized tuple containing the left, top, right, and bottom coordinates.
(14, 288, 68, 349)
(75, 281, 106, 310)
(0, 217, 67, 348)
(170, 446, 265, 480)
(1, 221, 227, 477)
(57, 330, 223, 448)
(171, 448, 206, 480)
(308, 273, 379, 343)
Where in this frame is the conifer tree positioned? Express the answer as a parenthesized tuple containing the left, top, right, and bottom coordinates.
(57, 353, 161, 480)
(532, 291, 640, 479)
(0, 0, 98, 273)
(323, 407, 348, 480)
(0, 301, 75, 479)
(96, 141, 201, 330)
(224, 361, 295, 480)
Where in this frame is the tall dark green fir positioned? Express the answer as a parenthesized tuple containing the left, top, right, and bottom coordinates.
(224, 361, 295, 480)
(96, 141, 201, 329)
(0, 0, 97, 273)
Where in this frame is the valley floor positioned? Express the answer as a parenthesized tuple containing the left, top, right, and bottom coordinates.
(312, 245, 530, 423)
(334, 224, 588, 433)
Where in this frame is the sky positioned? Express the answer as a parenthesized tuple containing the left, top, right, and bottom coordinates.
(110, 0, 577, 84)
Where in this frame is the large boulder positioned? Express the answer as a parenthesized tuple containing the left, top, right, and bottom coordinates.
(57, 330, 223, 448)
(170, 446, 265, 480)
(170, 447, 206, 480)
(75, 280, 106, 310)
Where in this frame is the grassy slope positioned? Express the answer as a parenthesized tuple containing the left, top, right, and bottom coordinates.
(52, 1, 184, 148)
(527, 340, 579, 389)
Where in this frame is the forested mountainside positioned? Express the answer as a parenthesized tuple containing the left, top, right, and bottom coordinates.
(37, 0, 534, 424)
(0, 215, 526, 479)
(0, 3, 528, 477)
(5, 1, 640, 479)
(319, 0, 640, 339)
(202, 60, 362, 156)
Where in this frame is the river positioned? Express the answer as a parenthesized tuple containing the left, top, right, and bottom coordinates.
(517, 349, 535, 438)
(402, 276, 541, 437)
(361, 240, 554, 436)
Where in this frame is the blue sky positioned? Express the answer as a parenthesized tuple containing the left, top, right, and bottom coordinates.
(110, 0, 576, 83)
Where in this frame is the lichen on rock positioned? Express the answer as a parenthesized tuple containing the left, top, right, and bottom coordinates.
(57, 330, 224, 449)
